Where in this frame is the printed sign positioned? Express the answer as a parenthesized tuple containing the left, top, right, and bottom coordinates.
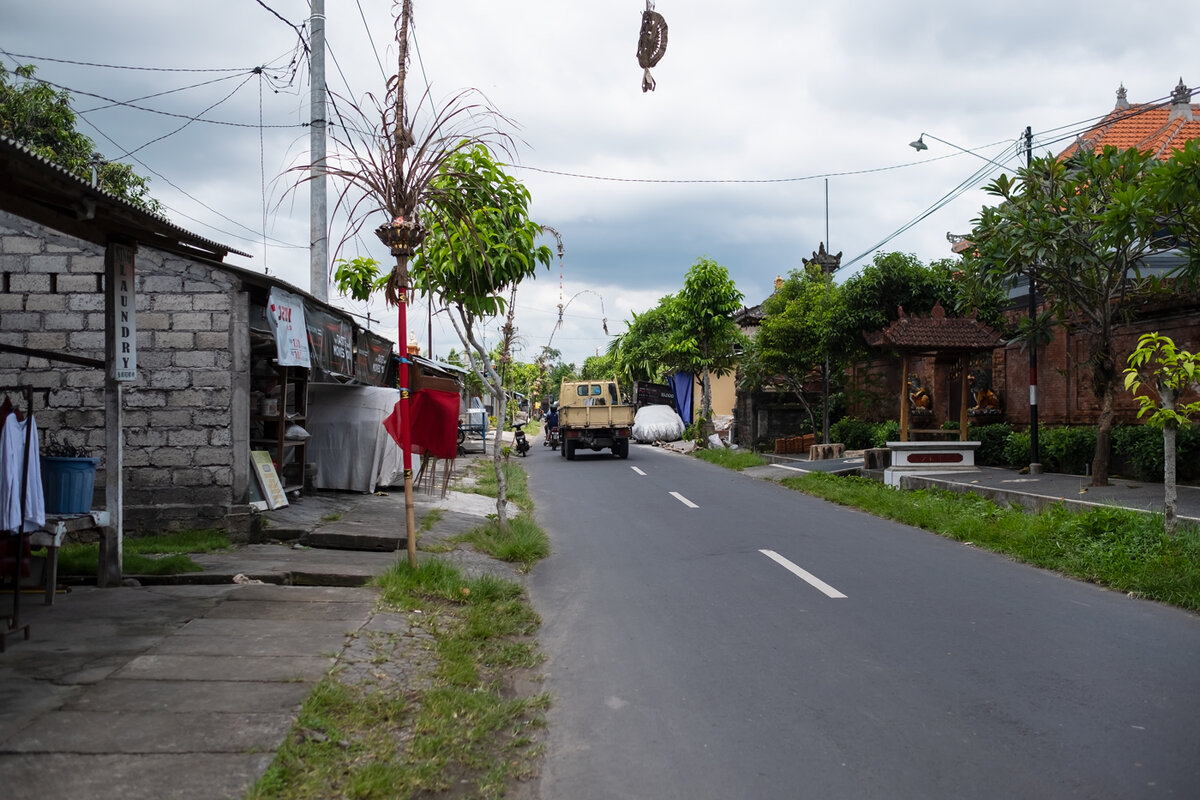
(108, 242, 138, 381)
(267, 288, 311, 368)
(250, 450, 289, 510)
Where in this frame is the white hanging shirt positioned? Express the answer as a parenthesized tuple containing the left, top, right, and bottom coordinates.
(1, 413, 46, 533)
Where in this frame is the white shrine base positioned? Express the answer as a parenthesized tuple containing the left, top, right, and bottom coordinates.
(883, 440, 981, 487)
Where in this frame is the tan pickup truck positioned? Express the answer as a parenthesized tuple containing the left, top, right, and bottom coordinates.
(558, 379, 635, 460)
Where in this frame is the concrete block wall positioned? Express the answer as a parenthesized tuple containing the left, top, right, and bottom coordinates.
(1, 211, 248, 534)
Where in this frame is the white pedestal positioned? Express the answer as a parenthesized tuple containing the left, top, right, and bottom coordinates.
(883, 440, 980, 487)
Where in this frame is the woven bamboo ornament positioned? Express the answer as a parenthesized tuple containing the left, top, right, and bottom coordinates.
(637, 2, 668, 92)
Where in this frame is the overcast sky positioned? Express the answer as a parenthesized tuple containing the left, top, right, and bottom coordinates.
(4, 1, 1194, 368)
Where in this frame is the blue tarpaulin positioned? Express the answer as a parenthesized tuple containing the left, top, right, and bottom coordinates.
(668, 372, 693, 424)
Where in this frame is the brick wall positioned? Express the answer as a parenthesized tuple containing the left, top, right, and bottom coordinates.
(843, 300, 1200, 429)
(0, 210, 253, 534)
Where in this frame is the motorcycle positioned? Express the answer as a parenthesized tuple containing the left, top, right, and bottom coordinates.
(544, 424, 561, 451)
(513, 422, 530, 457)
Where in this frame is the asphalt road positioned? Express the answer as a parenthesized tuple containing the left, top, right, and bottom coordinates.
(523, 441, 1200, 800)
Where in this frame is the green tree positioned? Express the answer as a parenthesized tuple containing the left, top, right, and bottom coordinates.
(1124, 332, 1200, 537)
(444, 347, 485, 402)
(579, 353, 617, 381)
(833, 252, 955, 362)
(0, 64, 161, 213)
(412, 144, 551, 526)
(748, 264, 842, 438)
(332, 256, 386, 302)
(970, 146, 1170, 486)
(608, 297, 679, 386)
(670, 257, 747, 434)
(1144, 139, 1200, 285)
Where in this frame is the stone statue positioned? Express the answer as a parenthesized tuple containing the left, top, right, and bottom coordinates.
(969, 369, 1001, 414)
(908, 374, 932, 412)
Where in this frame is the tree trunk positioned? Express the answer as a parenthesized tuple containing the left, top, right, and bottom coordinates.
(1089, 341, 1117, 487)
(700, 367, 714, 438)
(1164, 421, 1179, 537)
(1091, 385, 1114, 486)
(449, 309, 510, 528)
(1162, 383, 1178, 537)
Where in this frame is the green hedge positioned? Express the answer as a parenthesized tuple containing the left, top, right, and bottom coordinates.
(831, 416, 1200, 480)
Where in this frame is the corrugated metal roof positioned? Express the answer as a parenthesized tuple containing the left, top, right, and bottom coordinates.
(0, 135, 249, 260)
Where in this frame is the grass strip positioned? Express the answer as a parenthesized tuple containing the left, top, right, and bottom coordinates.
(250, 558, 547, 800)
(695, 448, 769, 470)
(782, 471, 1200, 611)
(47, 529, 230, 576)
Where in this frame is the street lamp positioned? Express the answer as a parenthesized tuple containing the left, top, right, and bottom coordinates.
(909, 128, 1040, 474)
(909, 133, 1014, 171)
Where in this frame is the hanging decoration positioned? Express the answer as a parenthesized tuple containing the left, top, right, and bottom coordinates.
(636, 1, 668, 93)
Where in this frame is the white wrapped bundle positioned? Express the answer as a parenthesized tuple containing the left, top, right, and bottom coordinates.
(633, 405, 686, 443)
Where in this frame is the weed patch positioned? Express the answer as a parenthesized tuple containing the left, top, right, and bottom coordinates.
(457, 515, 550, 571)
(695, 448, 768, 471)
(250, 558, 546, 800)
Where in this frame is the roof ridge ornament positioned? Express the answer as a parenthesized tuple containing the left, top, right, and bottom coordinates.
(1115, 83, 1130, 110)
(1168, 78, 1194, 123)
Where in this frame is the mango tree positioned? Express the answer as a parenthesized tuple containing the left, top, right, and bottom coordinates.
(670, 257, 747, 436)
(411, 144, 552, 527)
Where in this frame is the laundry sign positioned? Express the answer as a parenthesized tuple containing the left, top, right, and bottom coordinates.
(108, 242, 138, 381)
(267, 287, 311, 368)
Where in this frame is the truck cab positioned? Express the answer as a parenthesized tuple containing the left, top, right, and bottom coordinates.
(558, 379, 635, 459)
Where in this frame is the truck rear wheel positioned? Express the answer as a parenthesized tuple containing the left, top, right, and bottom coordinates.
(566, 441, 576, 460)
(614, 439, 629, 459)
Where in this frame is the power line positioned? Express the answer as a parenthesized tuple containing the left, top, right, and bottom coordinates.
(15, 72, 306, 130)
(116, 72, 256, 160)
(252, 0, 310, 56)
(353, 0, 389, 84)
(0, 49, 256, 73)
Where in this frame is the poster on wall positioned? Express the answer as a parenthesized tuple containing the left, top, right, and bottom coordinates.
(304, 303, 355, 378)
(355, 330, 393, 386)
(267, 288, 311, 368)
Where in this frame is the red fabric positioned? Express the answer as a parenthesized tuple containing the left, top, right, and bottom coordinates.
(410, 389, 461, 460)
(383, 400, 405, 449)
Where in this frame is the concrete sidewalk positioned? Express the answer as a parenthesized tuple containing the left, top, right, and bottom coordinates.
(0, 449, 517, 800)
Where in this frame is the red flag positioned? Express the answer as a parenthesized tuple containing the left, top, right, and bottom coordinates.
(383, 399, 404, 448)
(410, 388, 460, 459)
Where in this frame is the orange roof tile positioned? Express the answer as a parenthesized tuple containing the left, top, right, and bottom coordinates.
(1059, 79, 1200, 161)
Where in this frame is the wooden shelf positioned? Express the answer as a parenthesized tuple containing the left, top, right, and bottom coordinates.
(251, 363, 309, 487)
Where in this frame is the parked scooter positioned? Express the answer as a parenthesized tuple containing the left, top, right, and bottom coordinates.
(513, 422, 530, 457)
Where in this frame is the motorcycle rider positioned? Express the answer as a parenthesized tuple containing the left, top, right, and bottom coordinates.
(543, 403, 559, 448)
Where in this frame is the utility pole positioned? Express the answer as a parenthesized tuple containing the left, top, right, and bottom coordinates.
(823, 178, 831, 445)
(1025, 125, 1041, 474)
(309, 0, 329, 301)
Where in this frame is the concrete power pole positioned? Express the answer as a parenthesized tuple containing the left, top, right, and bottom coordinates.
(309, 0, 329, 301)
